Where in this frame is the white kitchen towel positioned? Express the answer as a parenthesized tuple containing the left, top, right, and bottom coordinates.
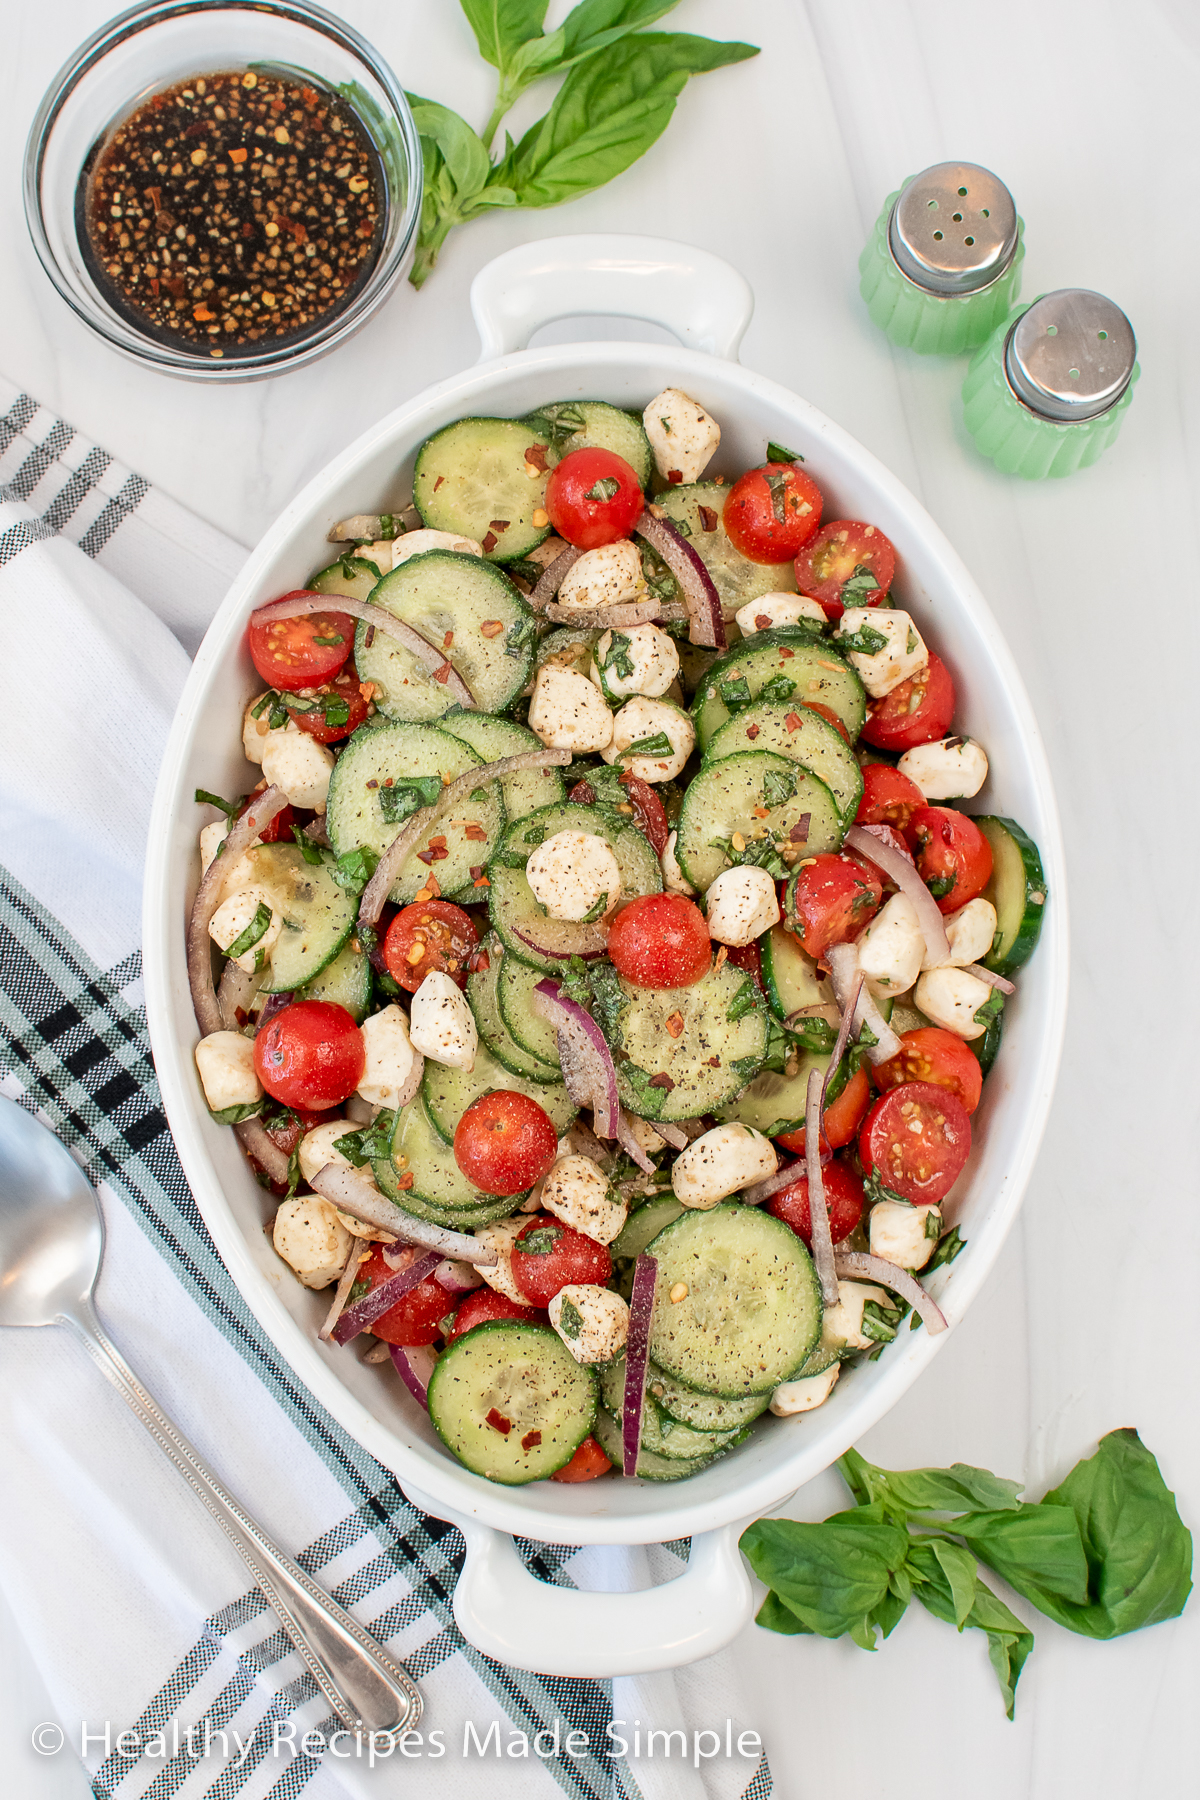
(0, 377, 772, 1800)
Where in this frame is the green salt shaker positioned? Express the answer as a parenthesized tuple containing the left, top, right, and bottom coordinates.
(963, 289, 1138, 477)
(860, 162, 1024, 354)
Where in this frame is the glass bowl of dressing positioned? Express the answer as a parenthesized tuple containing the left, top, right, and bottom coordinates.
(24, 0, 423, 381)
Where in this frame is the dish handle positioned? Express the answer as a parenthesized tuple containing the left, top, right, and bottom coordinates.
(470, 234, 753, 363)
(401, 1483, 756, 1676)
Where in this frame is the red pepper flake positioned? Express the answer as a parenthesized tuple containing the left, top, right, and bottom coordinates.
(434, 476, 445, 492)
(706, 1056, 721, 1068)
(489, 520, 510, 534)
(486, 1409, 512, 1435)
(396, 1171, 415, 1190)
(469, 865, 485, 881)
(745, 723, 760, 740)
(416, 841, 449, 864)
(784, 712, 802, 731)
(524, 444, 549, 474)
(228, 147, 248, 165)
(481, 532, 498, 554)
(714, 945, 728, 972)
(463, 822, 487, 841)
(698, 506, 718, 532)
(521, 1429, 542, 1451)
(665, 1012, 685, 1039)
(442, 630, 454, 649)
(473, 875, 491, 889)
(480, 619, 504, 638)
(648, 1071, 676, 1090)
(752, 806, 770, 819)
(754, 614, 772, 630)
(779, 647, 795, 659)
(790, 815, 811, 843)
(364, 625, 376, 649)
(667, 470, 683, 484)
(568, 780, 596, 805)
(366, 778, 378, 789)
(193, 304, 216, 322)
(433, 662, 453, 684)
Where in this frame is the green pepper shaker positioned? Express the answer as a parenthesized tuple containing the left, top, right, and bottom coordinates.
(962, 289, 1138, 477)
(860, 162, 1024, 354)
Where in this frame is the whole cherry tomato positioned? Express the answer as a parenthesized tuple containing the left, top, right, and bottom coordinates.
(859, 1081, 972, 1205)
(544, 448, 644, 549)
(253, 1001, 365, 1109)
(910, 806, 993, 914)
(383, 899, 479, 993)
(358, 1247, 450, 1347)
(775, 1064, 872, 1157)
(248, 596, 353, 688)
(787, 855, 883, 961)
(873, 1027, 983, 1115)
(855, 763, 925, 834)
(445, 1287, 546, 1343)
(286, 663, 371, 743)
(509, 1215, 612, 1307)
(606, 893, 711, 989)
(723, 462, 823, 563)
(550, 1435, 614, 1482)
(768, 1158, 864, 1246)
(860, 652, 956, 753)
(453, 1091, 559, 1196)
(794, 520, 896, 620)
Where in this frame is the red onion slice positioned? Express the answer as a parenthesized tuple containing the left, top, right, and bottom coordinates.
(615, 1107, 656, 1173)
(825, 943, 902, 1065)
(188, 784, 289, 1036)
(255, 989, 294, 1029)
(308, 1164, 498, 1264)
(233, 1116, 291, 1185)
(217, 961, 261, 1031)
(512, 916, 608, 960)
(250, 593, 475, 709)
(358, 748, 571, 928)
(532, 980, 620, 1139)
(544, 599, 663, 629)
(966, 963, 1016, 996)
(529, 544, 582, 612)
(741, 1149, 830, 1207)
(560, 1120, 615, 1168)
(821, 970, 863, 1112)
(635, 514, 726, 649)
(845, 823, 950, 967)
(332, 1248, 441, 1345)
(833, 1250, 948, 1336)
(390, 1343, 438, 1409)
(319, 1239, 373, 1341)
(805, 1066, 840, 1306)
(623, 1255, 658, 1476)
(650, 1119, 689, 1151)
(433, 1257, 484, 1293)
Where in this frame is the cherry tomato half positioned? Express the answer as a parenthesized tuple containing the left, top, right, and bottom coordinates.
(550, 1435, 614, 1482)
(768, 1158, 865, 1247)
(445, 1287, 546, 1343)
(855, 763, 925, 834)
(910, 806, 994, 915)
(873, 1027, 983, 1115)
(287, 663, 371, 743)
(383, 899, 480, 993)
(775, 1064, 872, 1157)
(568, 772, 668, 857)
(606, 893, 711, 989)
(236, 789, 294, 845)
(858, 1080, 972, 1205)
(454, 1091, 559, 1197)
(794, 520, 897, 621)
(544, 448, 644, 549)
(860, 651, 956, 753)
(723, 462, 824, 563)
(248, 595, 354, 689)
(509, 1215, 612, 1306)
(787, 855, 883, 961)
(358, 1246, 449, 1347)
(253, 1001, 365, 1110)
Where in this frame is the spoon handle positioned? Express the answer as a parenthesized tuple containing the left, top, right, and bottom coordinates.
(67, 1307, 421, 1737)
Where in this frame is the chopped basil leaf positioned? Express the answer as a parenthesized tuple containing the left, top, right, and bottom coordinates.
(621, 1060, 666, 1118)
(505, 614, 539, 659)
(926, 1225, 967, 1272)
(524, 403, 585, 451)
(726, 979, 761, 1025)
(789, 1015, 838, 1055)
(729, 1052, 765, 1083)
(906, 629, 918, 654)
(767, 440, 804, 464)
(250, 691, 275, 720)
(926, 874, 956, 899)
(290, 825, 325, 866)
(347, 1278, 371, 1304)
(862, 1167, 913, 1208)
(973, 988, 1006, 1027)
(579, 891, 609, 923)
(557, 1298, 583, 1339)
(925, 1208, 943, 1240)
(762, 766, 798, 809)
(208, 1099, 265, 1125)
(717, 674, 753, 714)
(323, 697, 351, 727)
(588, 961, 628, 1044)
(330, 846, 379, 895)
(710, 834, 789, 881)
(379, 513, 400, 540)
(312, 633, 345, 647)
(195, 787, 238, 818)
(586, 476, 621, 503)
(860, 1299, 901, 1343)
(838, 622, 890, 656)
(518, 1226, 563, 1255)
(623, 730, 674, 759)
(757, 672, 800, 704)
(601, 631, 636, 680)
(558, 954, 595, 1010)
(334, 1121, 392, 1167)
(840, 564, 880, 604)
(379, 775, 443, 825)
(225, 902, 272, 960)
(763, 469, 791, 524)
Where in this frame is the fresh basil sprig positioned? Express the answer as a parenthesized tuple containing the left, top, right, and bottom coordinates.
(407, 3, 758, 286)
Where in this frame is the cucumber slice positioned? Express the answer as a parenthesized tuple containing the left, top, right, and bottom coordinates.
(653, 483, 797, 617)
(422, 1041, 579, 1146)
(427, 1321, 597, 1484)
(970, 1007, 1003, 1077)
(889, 999, 933, 1035)
(355, 551, 536, 722)
(759, 926, 834, 1023)
(524, 400, 653, 489)
(488, 801, 661, 974)
(497, 951, 562, 1070)
(646, 1366, 769, 1433)
(534, 626, 600, 675)
(611, 957, 769, 1123)
(591, 1405, 717, 1481)
(674, 751, 843, 894)
(468, 935, 563, 1083)
(676, 639, 724, 700)
(976, 815, 1048, 976)
(438, 710, 566, 822)
(296, 938, 371, 1022)
(705, 702, 863, 824)
(374, 1098, 524, 1220)
(647, 1203, 821, 1396)
(413, 418, 552, 561)
(611, 1194, 684, 1258)
(600, 1361, 759, 1450)
(305, 553, 384, 602)
(241, 843, 357, 993)
(717, 1048, 830, 1135)
(325, 721, 505, 906)
(691, 630, 866, 750)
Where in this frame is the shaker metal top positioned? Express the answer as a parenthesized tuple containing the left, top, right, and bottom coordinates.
(888, 163, 1019, 296)
(1003, 290, 1137, 422)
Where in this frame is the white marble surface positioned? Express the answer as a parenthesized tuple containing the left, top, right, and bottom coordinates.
(2, 0, 1198, 1793)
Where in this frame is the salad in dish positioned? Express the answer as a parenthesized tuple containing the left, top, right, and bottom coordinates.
(188, 388, 1047, 1488)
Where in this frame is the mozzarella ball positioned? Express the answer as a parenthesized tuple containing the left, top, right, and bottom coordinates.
(834, 608, 928, 698)
(931, 896, 999, 970)
(273, 1196, 353, 1290)
(260, 721, 335, 811)
(409, 969, 478, 1069)
(671, 1123, 777, 1209)
(208, 885, 282, 973)
(661, 829, 696, 896)
(913, 965, 995, 1039)
(296, 1120, 389, 1239)
(556, 540, 646, 613)
(528, 664, 615, 753)
(898, 737, 989, 801)
(642, 389, 721, 485)
(704, 865, 780, 947)
(525, 830, 622, 922)
(539, 1155, 627, 1245)
(856, 892, 924, 999)
(869, 1201, 942, 1271)
(199, 819, 230, 876)
(735, 592, 827, 636)
(243, 694, 274, 764)
(473, 1218, 530, 1303)
(601, 696, 695, 782)
(195, 1030, 262, 1113)
(590, 623, 680, 702)
(391, 528, 483, 568)
(769, 1363, 841, 1416)
(821, 1279, 891, 1352)
(549, 1285, 630, 1364)
(357, 1004, 418, 1109)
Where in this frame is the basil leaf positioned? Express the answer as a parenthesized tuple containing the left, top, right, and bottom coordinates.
(379, 775, 443, 825)
(862, 1166, 913, 1209)
(755, 1590, 813, 1635)
(459, 0, 549, 73)
(225, 902, 272, 961)
(208, 1099, 265, 1125)
(710, 834, 788, 882)
(586, 475, 621, 502)
(926, 1223, 967, 1270)
(330, 846, 379, 895)
(762, 765, 798, 809)
(601, 630, 636, 679)
(766, 440, 804, 464)
(579, 890, 609, 922)
(906, 1540, 1032, 1719)
(757, 672, 801, 703)
(840, 564, 880, 604)
(717, 674, 752, 714)
(518, 1225, 562, 1255)
(837, 1447, 1024, 1519)
(952, 1506, 1090, 1606)
(725, 979, 760, 1024)
(787, 1014, 837, 1055)
(740, 1508, 911, 1645)
(557, 1296, 584, 1339)
(505, 613, 540, 658)
(620, 1060, 666, 1118)
(926, 873, 956, 899)
(837, 622, 889, 656)
(587, 961, 627, 1042)
(290, 825, 325, 867)
(347, 1277, 371, 1304)
(860, 1299, 901, 1344)
(195, 787, 237, 817)
(763, 469, 790, 524)
(333, 1121, 394, 1168)
(623, 730, 673, 758)
(311, 632, 345, 647)
(973, 987, 1006, 1028)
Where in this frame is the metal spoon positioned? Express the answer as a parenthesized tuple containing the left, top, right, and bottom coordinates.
(0, 1096, 420, 1737)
